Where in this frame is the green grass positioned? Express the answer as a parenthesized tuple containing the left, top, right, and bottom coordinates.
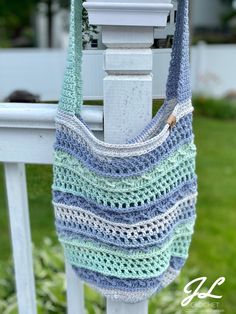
(188, 117, 236, 313)
(0, 164, 56, 263)
(0, 116, 236, 312)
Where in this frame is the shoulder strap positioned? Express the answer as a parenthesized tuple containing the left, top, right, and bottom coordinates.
(59, 0, 83, 115)
(166, 0, 191, 103)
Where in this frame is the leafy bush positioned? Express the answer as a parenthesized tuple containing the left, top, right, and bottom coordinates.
(193, 95, 236, 120)
(0, 239, 66, 314)
(0, 239, 105, 314)
(153, 96, 236, 120)
(0, 239, 215, 314)
(148, 269, 221, 314)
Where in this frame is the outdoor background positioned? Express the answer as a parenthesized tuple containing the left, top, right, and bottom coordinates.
(0, 0, 236, 313)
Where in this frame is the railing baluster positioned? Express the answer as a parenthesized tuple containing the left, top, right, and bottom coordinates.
(65, 260, 85, 314)
(4, 163, 37, 314)
(107, 300, 148, 314)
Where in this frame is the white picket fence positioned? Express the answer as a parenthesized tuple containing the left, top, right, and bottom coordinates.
(0, 49, 170, 101)
(1, 43, 236, 102)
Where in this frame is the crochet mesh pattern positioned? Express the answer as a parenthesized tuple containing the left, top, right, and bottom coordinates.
(52, 0, 197, 303)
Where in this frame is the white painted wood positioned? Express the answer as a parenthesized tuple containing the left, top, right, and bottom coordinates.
(84, 0, 173, 27)
(0, 104, 101, 313)
(4, 163, 37, 314)
(102, 26, 154, 48)
(0, 48, 172, 101)
(97, 1, 169, 312)
(191, 43, 236, 97)
(105, 49, 152, 74)
(0, 103, 103, 164)
(0, 127, 55, 164)
(1, 46, 236, 100)
(193, 41, 207, 94)
(0, 103, 103, 130)
(0, 103, 56, 129)
(106, 300, 148, 314)
(65, 260, 85, 314)
(154, 0, 177, 39)
(104, 50, 153, 143)
(104, 75, 152, 143)
(0, 49, 105, 101)
(152, 49, 171, 98)
(103, 27, 154, 144)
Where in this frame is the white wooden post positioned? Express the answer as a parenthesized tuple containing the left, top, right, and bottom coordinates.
(84, 0, 173, 143)
(103, 30, 153, 143)
(4, 163, 37, 314)
(106, 300, 148, 314)
(102, 21, 153, 314)
(83, 0, 173, 312)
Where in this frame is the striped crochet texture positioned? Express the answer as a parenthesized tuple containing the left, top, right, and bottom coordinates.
(53, 0, 197, 303)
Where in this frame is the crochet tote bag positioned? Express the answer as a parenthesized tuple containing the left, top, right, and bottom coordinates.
(53, 0, 197, 303)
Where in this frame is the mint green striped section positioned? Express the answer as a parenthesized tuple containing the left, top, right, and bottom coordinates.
(54, 142, 196, 191)
(53, 142, 196, 208)
(61, 221, 194, 279)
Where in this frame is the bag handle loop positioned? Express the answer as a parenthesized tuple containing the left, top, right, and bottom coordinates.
(166, 0, 191, 104)
(59, 0, 83, 115)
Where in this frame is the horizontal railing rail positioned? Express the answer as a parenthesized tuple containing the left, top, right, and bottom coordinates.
(0, 103, 103, 164)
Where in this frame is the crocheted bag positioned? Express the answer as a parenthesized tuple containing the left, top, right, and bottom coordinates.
(53, 0, 197, 303)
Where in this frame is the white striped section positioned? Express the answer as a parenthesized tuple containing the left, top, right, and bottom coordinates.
(54, 193, 197, 240)
(161, 267, 180, 288)
(89, 266, 179, 303)
(91, 285, 157, 304)
(56, 99, 193, 158)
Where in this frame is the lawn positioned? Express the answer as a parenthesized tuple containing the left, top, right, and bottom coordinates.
(0, 115, 236, 313)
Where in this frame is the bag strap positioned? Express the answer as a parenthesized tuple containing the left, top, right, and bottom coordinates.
(59, 0, 190, 115)
(166, 0, 191, 103)
(59, 0, 83, 115)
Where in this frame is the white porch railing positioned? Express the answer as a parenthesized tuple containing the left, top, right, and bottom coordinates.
(0, 1, 175, 313)
(0, 103, 103, 314)
(0, 102, 151, 314)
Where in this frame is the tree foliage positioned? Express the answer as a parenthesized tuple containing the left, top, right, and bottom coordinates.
(0, 0, 96, 48)
(222, 0, 236, 24)
(0, 0, 36, 47)
(221, 0, 234, 4)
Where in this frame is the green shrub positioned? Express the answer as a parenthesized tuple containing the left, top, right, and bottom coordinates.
(193, 95, 236, 120)
(0, 239, 214, 314)
(153, 96, 236, 120)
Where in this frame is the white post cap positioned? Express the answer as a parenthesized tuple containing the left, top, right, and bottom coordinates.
(83, 0, 173, 27)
